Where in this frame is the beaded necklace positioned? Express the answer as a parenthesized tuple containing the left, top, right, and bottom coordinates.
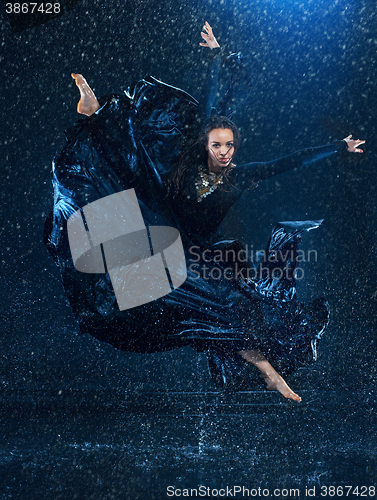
(194, 165, 225, 202)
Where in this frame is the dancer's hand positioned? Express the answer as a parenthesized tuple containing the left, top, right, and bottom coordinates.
(343, 134, 365, 153)
(199, 21, 220, 50)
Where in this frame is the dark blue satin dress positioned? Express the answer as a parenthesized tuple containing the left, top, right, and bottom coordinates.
(44, 49, 347, 390)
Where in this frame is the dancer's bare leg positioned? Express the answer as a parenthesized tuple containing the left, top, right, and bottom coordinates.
(238, 349, 302, 402)
(71, 73, 100, 116)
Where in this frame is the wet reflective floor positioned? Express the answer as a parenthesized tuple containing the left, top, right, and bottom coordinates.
(1, 389, 376, 500)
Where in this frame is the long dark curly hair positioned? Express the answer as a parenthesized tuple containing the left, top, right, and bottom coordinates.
(167, 115, 241, 196)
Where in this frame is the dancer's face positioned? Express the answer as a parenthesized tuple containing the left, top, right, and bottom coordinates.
(206, 128, 235, 172)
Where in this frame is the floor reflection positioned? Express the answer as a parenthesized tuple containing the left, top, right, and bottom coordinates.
(1, 389, 376, 499)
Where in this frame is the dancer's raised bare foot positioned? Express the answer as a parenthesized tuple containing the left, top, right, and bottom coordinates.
(71, 73, 100, 116)
(239, 349, 302, 402)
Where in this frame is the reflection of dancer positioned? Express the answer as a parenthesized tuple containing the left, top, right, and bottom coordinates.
(46, 23, 364, 401)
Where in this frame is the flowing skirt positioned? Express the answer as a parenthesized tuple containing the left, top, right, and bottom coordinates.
(44, 80, 329, 389)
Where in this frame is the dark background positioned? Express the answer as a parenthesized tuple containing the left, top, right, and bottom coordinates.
(0, 0, 376, 497)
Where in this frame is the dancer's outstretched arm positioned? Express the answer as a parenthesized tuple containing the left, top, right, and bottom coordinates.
(232, 135, 365, 188)
(71, 73, 100, 116)
(196, 21, 222, 127)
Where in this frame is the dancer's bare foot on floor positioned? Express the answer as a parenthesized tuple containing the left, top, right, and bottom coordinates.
(71, 73, 100, 116)
(262, 370, 302, 402)
(239, 349, 302, 402)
